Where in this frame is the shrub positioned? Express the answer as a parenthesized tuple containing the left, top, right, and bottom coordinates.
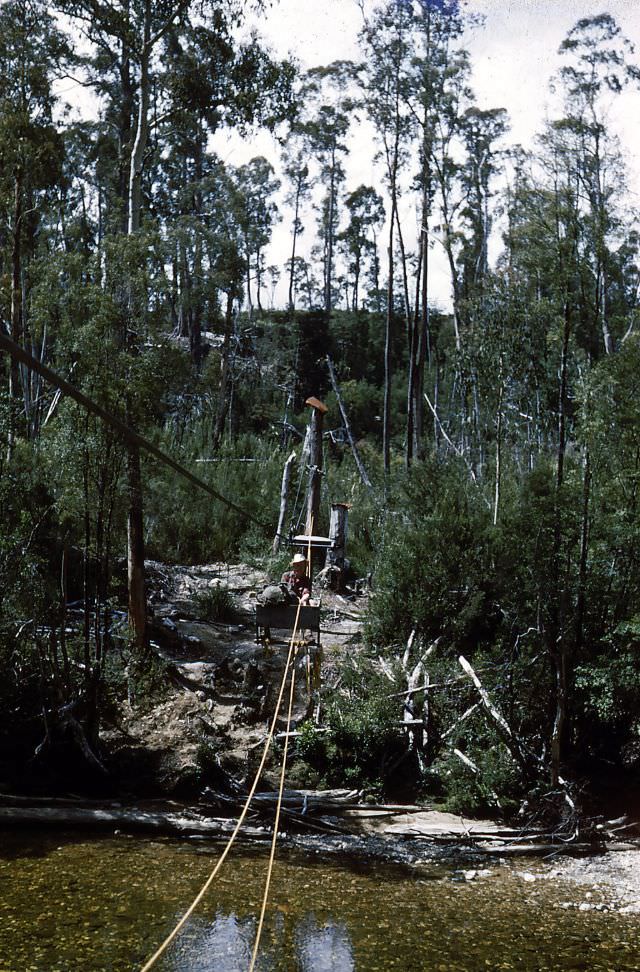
(194, 586, 236, 622)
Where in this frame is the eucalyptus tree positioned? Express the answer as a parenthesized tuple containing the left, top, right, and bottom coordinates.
(49, 0, 296, 650)
(159, 24, 295, 354)
(282, 140, 311, 312)
(358, 0, 415, 474)
(497, 17, 640, 782)
(231, 156, 281, 316)
(399, 0, 470, 464)
(338, 185, 385, 312)
(556, 13, 640, 357)
(457, 107, 508, 301)
(0, 0, 70, 450)
(293, 62, 354, 318)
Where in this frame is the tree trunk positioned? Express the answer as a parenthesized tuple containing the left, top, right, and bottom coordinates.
(127, 4, 150, 236)
(273, 451, 296, 554)
(124, 0, 151, 652)
(415, 174, 431, 460)
(305, 401, 326, 549)
(127, 441, 147, 651)
(288, 180, 302, 312)
(383, 191, 397, 478)
(212, 292, 234, 452)
(324, 149, 337, 316)
(493, 355, 504, 526)
(327, 503, 349, 590)
(549, 297, 571, 787)
(8, 168, 23, 457)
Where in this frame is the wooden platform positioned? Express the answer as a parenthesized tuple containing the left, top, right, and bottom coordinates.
(255, 604, 321, 646)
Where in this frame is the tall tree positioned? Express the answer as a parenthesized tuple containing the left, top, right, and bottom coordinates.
(231, 156, 281, 317)
(557, 13, 640, 356)
(0, 0, 69, 452)
(338, 185, 385, 312)
(359, 0, 414, 475)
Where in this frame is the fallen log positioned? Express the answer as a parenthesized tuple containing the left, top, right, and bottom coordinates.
(250, 788, 359, 810)
(0, 805, 268, 839)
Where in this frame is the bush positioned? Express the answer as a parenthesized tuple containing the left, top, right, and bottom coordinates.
(434, 743, 522, 817)
(194, 586, 236, 622)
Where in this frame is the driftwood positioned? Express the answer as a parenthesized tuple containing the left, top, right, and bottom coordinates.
(250, 788, 358, 811)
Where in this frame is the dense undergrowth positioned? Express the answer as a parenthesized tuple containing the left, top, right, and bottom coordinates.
(3, 309, 640, 814)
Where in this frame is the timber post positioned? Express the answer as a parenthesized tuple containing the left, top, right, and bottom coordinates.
(327, 502, 349, 590)
(305, 396, 328, 573)
(273, 451, 296, 554)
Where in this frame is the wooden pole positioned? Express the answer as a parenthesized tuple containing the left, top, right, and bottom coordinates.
(273, 451, 296, 554)
(327, 502, 348, 590)
(304, 397, 328, 576)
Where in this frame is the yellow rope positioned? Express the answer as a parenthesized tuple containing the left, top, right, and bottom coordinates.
(140, 522, 315, 972)
(247, 527, 314, 969)
(139, 604, 302, 972)
(248, 631, 300, 971)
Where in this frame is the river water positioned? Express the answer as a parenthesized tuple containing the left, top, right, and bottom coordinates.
(0, 831, 637, 971)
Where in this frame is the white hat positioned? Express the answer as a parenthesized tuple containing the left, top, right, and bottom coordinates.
(290, 553, 307, 565)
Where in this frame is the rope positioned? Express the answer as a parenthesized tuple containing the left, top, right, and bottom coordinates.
(140, 526, 316, 972)
(248, 524, 312, 968)
(139, 620, 301, 972)
(248, 619, 301, 972)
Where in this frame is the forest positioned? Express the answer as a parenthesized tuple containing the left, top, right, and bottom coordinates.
(1, 0, 640, 817)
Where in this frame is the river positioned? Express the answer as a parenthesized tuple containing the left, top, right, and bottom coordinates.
(0, 831, 637, 971)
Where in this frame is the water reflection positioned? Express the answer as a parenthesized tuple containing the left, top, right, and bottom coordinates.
(170, 913, 258, 972)
(296, 915, 355, 972)
(167, 910, 355, 972)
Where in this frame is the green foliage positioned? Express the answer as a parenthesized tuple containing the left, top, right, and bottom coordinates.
(194, 586, 236, 623)
(435, 743, 521, 817)
(574, 617, 640, 760)
(294, 663, 407, 793)
(367, 457, 494, 649)
(145, 433, 283, 563)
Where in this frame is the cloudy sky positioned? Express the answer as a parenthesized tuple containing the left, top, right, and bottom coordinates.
(214, 0, 640, 308)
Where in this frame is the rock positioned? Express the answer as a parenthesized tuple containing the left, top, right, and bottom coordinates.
(619, 902, 640, 914)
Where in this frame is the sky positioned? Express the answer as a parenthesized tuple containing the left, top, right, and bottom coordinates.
(213, 0, 640, 309)
(58, 1, 640, 310)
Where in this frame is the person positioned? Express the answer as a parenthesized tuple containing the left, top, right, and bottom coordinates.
(281, 552, 311, 604)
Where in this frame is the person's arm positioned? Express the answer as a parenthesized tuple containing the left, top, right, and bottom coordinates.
(300, 576, 311, 604)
